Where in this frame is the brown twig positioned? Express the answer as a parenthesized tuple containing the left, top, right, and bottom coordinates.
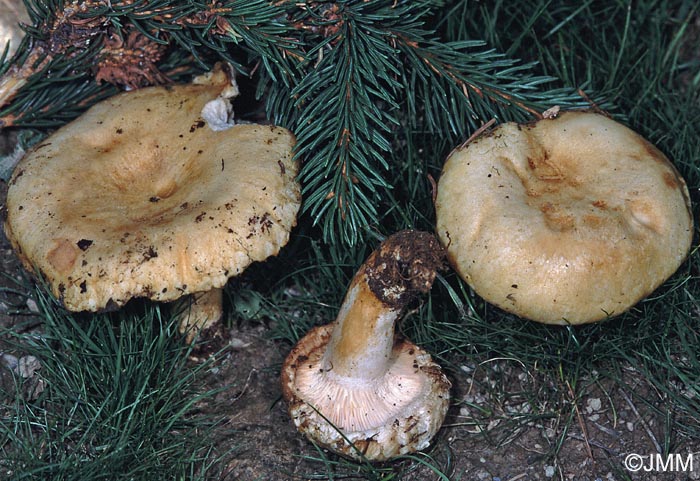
(577, 88, 610, 116)
(427, 173, 438, 206)
(460, 118, 497, 149)
(439, 117, 496, 161)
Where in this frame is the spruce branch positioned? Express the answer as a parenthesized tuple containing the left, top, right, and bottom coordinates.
(2, 0, 596, 246)
(270, 0, 590, 245)
(0, 0, 299, 126)
(389, 11, 589, 132)
(288, 2, 403, 245)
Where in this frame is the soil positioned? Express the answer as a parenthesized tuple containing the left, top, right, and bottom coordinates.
(1, 175, 698, 481)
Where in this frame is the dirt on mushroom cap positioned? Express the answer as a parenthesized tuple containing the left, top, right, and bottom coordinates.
(3, 71, 300, 312)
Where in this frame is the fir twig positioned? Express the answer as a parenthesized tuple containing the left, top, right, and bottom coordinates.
(271, 0, 591, 245)
(1, 0, 595, 245)
(0, 0, 298, 126)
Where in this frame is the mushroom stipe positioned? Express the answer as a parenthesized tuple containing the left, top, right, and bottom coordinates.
(281, 230, 451, 462)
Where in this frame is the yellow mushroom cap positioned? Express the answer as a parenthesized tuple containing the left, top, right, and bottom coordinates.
(4, 67, 300, 312)
(435, 111, 693, 325)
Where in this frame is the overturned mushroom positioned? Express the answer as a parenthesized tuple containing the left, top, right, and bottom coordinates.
(435, 111, 694, 325)
(281, 230, 451, 462)
(3, 65, 301, 336)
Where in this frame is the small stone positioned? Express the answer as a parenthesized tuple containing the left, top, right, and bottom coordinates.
(544, 465, 556, 477)
(1, 353, 19, 371)
(586, 397, 601, 413)
(475, 468, 491, 480)
(17, 355, 41, 378)
(229, 338, 251, 349)
(26, 298, 39, 313)
(626, 421, 634, 432)
(487, 419, 501, 431)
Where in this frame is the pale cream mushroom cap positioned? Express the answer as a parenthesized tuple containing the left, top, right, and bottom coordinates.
(435, 111, 693, 325)
(4, 67, 300, 312)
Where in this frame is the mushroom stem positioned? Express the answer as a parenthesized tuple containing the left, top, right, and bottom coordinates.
(324, 229, 446, 378)
(322, 279, 399, 380)
(174, 288, 223, 338)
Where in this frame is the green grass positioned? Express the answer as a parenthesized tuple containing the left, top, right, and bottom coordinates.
(1, 0, 699, 479)
(0, 289, 232, 481)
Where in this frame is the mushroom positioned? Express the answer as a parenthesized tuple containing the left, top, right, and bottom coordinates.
(281, 230, 451, 462)
(0, 0, 29, 59)
(435, 110, 694, 325)
(0, 0, 30, 107)
(3, 64, 301, 336)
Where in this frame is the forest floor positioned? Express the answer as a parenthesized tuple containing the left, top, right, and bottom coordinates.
(2, 9, 700, 476)
(1, 178, 698, 481)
